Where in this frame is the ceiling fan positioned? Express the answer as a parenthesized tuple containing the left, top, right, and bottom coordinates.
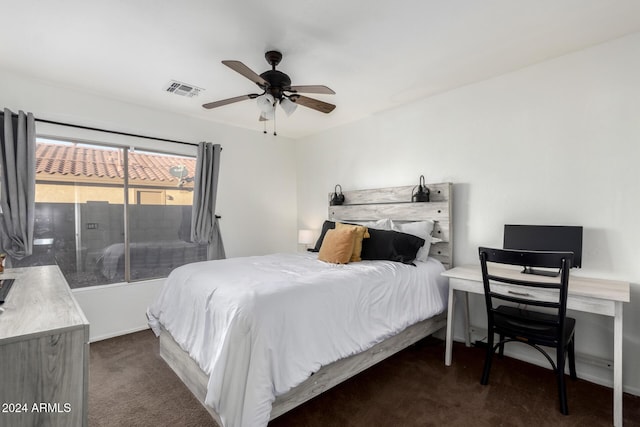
(202, 51, 336, 123)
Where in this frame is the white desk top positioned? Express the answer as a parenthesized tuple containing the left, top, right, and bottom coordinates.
(443, 264, 630, 303)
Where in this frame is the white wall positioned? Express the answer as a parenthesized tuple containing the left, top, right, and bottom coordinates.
(0, 70, 299, 341)
(295, 34, 640, 394)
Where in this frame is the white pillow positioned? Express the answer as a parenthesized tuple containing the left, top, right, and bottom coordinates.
(391, 219, 437, 262)
(356, 218, 393, 230)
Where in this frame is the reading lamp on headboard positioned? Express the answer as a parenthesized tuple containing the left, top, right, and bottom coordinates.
(412, 175, 430, 202)
(330, 184, 345, 206)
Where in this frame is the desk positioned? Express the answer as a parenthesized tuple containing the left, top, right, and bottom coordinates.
(442, 264, 630, 427)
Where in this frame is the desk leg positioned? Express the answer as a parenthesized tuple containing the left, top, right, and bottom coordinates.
(613, 301, 623, 427)
(462, 291, 471, 347)
(445, 286, 455, 366)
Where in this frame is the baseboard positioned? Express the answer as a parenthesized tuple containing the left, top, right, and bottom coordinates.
(90, 325, 150, 343)
(458, 326, 639, 397)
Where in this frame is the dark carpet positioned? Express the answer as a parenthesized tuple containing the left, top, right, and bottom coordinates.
(89, 330, 640, 426)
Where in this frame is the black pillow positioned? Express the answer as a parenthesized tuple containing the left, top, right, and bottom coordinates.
(310, 220, 336, 252)
(361, 228, 425, 264)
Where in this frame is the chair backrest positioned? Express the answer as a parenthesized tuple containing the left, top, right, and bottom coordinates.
(478, 247, 574, 342)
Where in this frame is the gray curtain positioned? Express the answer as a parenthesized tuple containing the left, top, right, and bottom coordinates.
(0, 109, 36, 265)
(191, 142, 225, 260)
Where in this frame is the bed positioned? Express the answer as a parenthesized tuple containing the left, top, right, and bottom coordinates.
(147, 183, 453, 427)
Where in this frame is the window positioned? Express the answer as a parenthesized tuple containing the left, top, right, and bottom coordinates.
(14, 138, 207, 288)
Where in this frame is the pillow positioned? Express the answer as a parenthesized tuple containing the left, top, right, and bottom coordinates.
(318, 228, 357, 264)
(355, 218, 393, 231)
(391, 220, 437, 262)
(361, 228, 425, 264)
(335, 222, 370, 262)
(310, 220, 336, 252)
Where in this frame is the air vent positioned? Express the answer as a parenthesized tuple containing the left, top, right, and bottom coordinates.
(164, 80, 204, 97)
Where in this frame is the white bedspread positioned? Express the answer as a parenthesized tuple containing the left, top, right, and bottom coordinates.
(147, 252, 448, 427)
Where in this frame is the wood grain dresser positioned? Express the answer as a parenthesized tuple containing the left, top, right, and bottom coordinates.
(0, 266, 89, 427)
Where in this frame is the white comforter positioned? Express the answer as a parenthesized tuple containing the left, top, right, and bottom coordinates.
(147, 252, 448, 427)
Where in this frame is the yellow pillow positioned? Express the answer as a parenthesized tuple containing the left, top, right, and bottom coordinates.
(318, 228, 357, 264)
(335, 222, 370, 262)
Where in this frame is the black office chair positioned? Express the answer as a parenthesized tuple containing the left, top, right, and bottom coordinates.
(478, 247, 577, 415)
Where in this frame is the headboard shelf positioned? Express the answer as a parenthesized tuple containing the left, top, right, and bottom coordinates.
(328, 183, 450, 205)
(327, 183, 453, 269)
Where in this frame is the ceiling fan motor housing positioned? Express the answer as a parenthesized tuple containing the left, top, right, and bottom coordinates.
(260, 69, 291, 100)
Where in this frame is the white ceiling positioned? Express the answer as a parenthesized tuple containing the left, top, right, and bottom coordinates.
(3, 1, 640, 139)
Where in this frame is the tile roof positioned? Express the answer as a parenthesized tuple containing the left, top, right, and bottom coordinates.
(36, 142, 196, 183)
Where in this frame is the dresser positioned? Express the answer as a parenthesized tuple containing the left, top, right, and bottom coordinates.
(0, 266, 89, 427)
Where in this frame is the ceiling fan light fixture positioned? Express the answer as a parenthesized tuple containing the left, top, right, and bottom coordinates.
(280, 97, 298, 116)
(257, 93, 275, 113)
(260, 107, 275, 121)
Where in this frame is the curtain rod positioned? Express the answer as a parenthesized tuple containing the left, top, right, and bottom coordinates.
(1, 111, 198, 147)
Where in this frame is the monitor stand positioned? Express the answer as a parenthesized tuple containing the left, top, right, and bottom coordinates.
(521, 266, 561, 277)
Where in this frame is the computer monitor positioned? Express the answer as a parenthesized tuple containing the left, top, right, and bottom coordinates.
(503, 224, 583, 275)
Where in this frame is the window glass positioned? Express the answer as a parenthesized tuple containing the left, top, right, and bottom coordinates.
(15, 138, 206, 288)
(126, 149, 206, 281)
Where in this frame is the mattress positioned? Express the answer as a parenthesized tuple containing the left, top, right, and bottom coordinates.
(147, 252, 448, 427)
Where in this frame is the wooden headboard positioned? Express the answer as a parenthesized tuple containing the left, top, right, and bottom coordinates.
(328, 183, 453, 269)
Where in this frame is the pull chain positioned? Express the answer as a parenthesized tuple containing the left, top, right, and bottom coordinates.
(273, 107, 277, 136)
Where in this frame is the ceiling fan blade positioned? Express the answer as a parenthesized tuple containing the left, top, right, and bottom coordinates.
(286, 85, 335, 95)
(222, 60, 268, 87)
(202, 94, 259, 109)
(290, 95, 336, 114)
